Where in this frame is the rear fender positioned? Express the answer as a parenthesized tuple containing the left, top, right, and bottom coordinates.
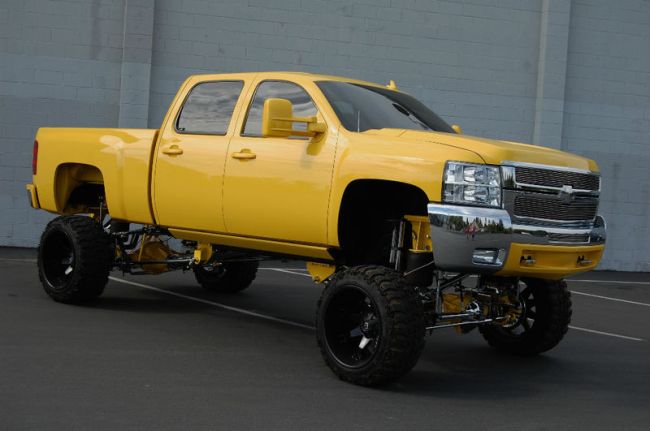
(54, 163, 104, 213)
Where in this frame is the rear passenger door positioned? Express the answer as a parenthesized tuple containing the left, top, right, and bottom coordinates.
(153, 80, 245, 232)
(223, 80, 336, 245)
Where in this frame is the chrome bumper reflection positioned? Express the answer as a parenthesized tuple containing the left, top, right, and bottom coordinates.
(427, 203, 606, 273)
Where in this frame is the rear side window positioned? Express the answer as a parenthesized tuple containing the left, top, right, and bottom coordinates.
(242, 81, 317, 137)
(176, 81, 244, 135)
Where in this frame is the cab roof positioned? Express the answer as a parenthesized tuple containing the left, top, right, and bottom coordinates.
(188, 71, 389, 90)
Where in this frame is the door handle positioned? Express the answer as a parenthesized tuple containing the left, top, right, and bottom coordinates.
(162, 144, 183, 155)
(232, 149, 256, 160)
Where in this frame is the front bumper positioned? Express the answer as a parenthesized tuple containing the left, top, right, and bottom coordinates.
(427, 203, 606, 278)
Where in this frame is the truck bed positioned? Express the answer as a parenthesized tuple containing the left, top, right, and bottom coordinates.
(33, 128, 158, 224)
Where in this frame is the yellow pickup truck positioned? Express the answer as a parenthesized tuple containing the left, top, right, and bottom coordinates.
(27, 72, 605, 386)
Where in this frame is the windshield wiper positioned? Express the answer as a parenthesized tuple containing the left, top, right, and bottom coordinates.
(392, 103, 431, 130)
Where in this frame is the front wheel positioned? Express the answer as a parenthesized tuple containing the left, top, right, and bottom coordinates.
(479, 278, 572, 355)
(316, 265, 425, 386)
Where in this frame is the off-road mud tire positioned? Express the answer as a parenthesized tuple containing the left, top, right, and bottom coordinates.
(316, 265, 425, 386)
(479, 278, 572, 355)
(194, 261, 259, 293)
(38, 215, 112, 304)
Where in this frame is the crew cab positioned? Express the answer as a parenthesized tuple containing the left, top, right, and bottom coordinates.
(27, 72, 606, 386)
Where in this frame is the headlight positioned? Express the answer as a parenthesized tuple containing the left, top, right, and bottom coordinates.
(443, 162, 501, 207)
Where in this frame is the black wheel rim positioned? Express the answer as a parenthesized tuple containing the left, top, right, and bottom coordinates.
(324, 285, 381, 368)
(41, 230, 75, 290)
(198, 264, 225, 278)
(508, 284, 537, 336)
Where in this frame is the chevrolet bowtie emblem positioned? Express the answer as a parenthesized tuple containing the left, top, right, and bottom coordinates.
(559, 185, 574, 203)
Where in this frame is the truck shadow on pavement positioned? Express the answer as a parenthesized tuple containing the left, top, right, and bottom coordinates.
(392, 340, 643, 399)
(90, 294, 217, 314)
(396, 345, 564, 398)
(85, 279, 647, 399)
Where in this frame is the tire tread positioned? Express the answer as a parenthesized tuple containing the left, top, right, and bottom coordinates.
(316, 265, 425, 386)
(38, 215, 112, 304)
(479, 278, 572, 355)
(194, 261, 259, 293)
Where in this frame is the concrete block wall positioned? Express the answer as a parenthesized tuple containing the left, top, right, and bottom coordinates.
(0, 0, 125, 245)
(561, 0, 650, 271)
(148, 0, 544, 144)
(1, 0, 649, 271)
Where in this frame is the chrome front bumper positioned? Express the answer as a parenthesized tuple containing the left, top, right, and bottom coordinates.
(427, 203, 606, 273)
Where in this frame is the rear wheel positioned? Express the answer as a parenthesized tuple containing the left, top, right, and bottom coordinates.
(479, 278, 572, 355)
(38, 216, 112, 304)
(194, 261, 259, 293)
(316, 265, 425, 386)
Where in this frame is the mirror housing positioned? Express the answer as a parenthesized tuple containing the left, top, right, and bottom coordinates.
(262, 98, 326, 138)
(452, 124, 463, 134)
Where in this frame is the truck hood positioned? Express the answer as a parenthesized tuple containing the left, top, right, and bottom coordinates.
(362, 129, 598, 172)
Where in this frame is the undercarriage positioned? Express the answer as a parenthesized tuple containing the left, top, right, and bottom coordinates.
(103, 215, 547, 338)
(381, 217, 534, 335)
(421, 273, 525, 333)
(108, 221, 264, 276)
(36, 212, 573, 387)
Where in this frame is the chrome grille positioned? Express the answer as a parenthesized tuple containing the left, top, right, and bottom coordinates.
(513, 195, 598, 221)
(547, 232, 591, 244)
(515, 166, 600, 191)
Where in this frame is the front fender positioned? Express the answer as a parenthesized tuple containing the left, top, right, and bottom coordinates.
(327, 131, 484, 247)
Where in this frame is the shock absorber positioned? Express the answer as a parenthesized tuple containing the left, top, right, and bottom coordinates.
(389, 219, 406, 271)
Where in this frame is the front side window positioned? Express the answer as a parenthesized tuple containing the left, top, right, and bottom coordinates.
(242, 81, 318, 137)
(316, 81, 453, 134)
(176, 81, 244, 135)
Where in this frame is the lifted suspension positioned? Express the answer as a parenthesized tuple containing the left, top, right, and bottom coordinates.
(108, 223, 268, 275)
(418, 272, 520, 334)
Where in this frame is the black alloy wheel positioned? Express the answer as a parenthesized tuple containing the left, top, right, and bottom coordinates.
(479, 278, 572, 355)
(316, 265, 425, 386)
(323, 285, 382, 369)
(41, 229, 76, 290)
(38, 216, 112, 304)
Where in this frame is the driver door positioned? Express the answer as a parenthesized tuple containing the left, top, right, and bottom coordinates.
(223, 80, 336, 245)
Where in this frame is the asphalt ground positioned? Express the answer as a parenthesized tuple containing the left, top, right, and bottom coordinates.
(1, 246, 649, 430)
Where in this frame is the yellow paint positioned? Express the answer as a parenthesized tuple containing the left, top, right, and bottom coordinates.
(53, 164, 103, 213)
(26, 184, 39, 208)
(262, 98, 294, 138)
(151, 74, 250, 233)
(442, 293, 476, 334)
(261, 98, 327, 138)
(442, 293, 472, 313)
(168, 228, 333, 261)
(32, 127, 157, 224)
(405, 215, 432, 252)
(326, 128, 485, 247)
(193, 242, 214, 263)
(129, 237, 175, 274)
(496, 243, 605, 280)
(306, 261, 336, 283)
(30, 71, 604, 275)
(223, 75, 337, 245)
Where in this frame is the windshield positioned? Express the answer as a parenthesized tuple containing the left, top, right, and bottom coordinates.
(316, 81, 454, 134)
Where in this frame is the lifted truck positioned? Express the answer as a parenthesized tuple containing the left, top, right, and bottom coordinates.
(27, 72, 606, 386)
